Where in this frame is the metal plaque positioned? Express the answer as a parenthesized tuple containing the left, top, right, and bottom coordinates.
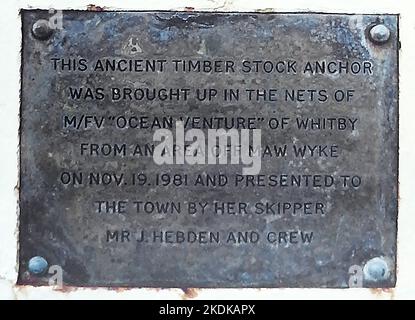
(19, 11, 398, 288)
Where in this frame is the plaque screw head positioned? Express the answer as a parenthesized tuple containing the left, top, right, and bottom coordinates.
(369, 24, 390, 44)
(32, 20, 53, 40)
(28, 256, 48, 275)
(363, 257, 390, 282)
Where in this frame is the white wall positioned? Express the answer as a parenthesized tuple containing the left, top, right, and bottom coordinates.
(1, 0, 414, 299)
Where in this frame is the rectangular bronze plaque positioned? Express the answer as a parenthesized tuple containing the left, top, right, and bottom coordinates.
(19, 11, 398, 287)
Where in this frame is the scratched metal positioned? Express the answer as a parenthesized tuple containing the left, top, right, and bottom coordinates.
(19, 11, 398, 287)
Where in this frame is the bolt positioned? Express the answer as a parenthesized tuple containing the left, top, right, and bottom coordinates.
(28, 256, 48, 275)
(369, 24, 390, 44)
(363, 257, 390, 282)
(31, 19, 53, 40)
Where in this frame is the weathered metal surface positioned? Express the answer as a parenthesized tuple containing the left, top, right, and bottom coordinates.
(19, 11, 398, 287)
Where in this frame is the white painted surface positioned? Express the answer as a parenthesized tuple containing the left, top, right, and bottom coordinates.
(0, 0, 414, 299)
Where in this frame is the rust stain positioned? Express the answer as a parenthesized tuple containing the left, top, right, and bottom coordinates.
(16, 284, 175, 295)
(181, 288, 199, 299)
(185, 7, 195, 12)
(112, 286, 134, 293)
(53, 285, 79, 293)
(255, 8, 275, 13)
(87, 4, 106, 12)
(369, 288, 395, 299)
